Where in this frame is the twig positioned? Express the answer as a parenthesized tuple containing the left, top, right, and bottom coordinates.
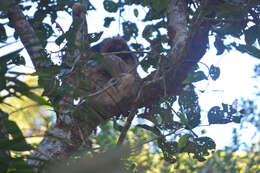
(102, 50, 151, 56)
(131, 129, 179, 152)
(203, 17, 245, 23)
(170, 106, 198, 138)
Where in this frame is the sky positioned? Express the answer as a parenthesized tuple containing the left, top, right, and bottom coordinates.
(194, 42, 260, 149)
(0, 0, 259, 149)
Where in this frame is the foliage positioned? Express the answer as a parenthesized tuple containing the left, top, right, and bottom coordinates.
(0, 0, 259, 172)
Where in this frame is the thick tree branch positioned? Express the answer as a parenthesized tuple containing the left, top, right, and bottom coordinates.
(142, 0, 211, 105)
(117, 105, 138, 146)
(7, 1, 48, 71)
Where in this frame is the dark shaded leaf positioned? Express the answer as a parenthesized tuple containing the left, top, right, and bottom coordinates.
(209, 65, 220, 81)
(133, 9, 138, 17)
(208, 106, 224, 124)
(88, 32, 104, 43)
(179, 85, 201, 128)
(244, 25, 258, 45)
(183, 71, 208, 84)
(0, 48, 23, 65)
(122, 21, 138, 40)
(2, 119, 32, 151)
(103, 0, 118, 13)
(104, 17, 115, 28)
(55, 33, 66, 46)
(0, 24, 7, 42)
(196, 137, 216, 150)
(234, 44, 260, 59)
(214, 37, 225, 55)
(208, 102, 242, 124)
(232, 115, 243, 123)
(143, 9, 165, 21)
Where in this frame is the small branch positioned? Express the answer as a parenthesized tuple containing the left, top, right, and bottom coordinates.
(55, 21, 65, 34)
(117, 79, 145, 146)
(169, 106, 198, 138)
(117, 106, 137, 146)
(203, 17, 247, 24)
(131, 129, 179, 152)
(102, 50, 151, 56)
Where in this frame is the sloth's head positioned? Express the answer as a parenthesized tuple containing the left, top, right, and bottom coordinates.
(101, 37, 135, 63)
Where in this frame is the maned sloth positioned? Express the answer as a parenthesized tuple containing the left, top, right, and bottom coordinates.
(79, 37, 139, 94)
(91, 37, 137, 68)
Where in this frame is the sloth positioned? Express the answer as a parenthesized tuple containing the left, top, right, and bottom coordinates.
(91, 37, 137, 67)
(75, 37, 139, 94)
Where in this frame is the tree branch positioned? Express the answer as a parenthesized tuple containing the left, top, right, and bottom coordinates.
(7, 1, 48, 71)
(117, 105, 137, 146)
(141, 0, 211, 105)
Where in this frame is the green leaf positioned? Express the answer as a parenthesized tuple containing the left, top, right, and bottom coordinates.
(8, 77, 51, 106)
(137, 124, 162, 136)
(178, 134, 190, 151)
(0, 137, 32, 151)
(0, 76, 6, 91)
(25, 91, 51, 106)
(133, 9, 139, 17)
(4, 157, 34, 172)
(178, 113, 189, 126)
(2, 119, 32, 151)
(3, 119, 23, 139)
(151, 0, 168, 13)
